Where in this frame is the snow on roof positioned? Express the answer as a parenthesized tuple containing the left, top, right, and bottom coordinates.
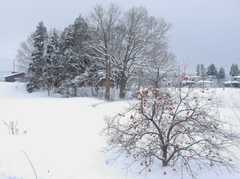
(3, 72, 25, 78)
(196, 80, 213, 84)
(182, 81, 196, 84)
(188, 76, 201, 79)
(223, 81, 240, 84)
(233, 76, 240, 78)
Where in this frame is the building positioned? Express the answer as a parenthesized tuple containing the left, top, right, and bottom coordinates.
(232, 76, 240, 82)
(188, 76, 201, 82)
(182, 80, 196, 87)
(222, 76, 240, 88)
(195, 80, 214, 88)
(3, 72, 29, 82)
(223, 81, 240, 88)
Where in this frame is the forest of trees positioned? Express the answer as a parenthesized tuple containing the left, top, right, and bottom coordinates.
(16, 4, 177, 100)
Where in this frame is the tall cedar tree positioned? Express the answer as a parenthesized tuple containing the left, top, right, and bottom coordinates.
(43, 29, 65, 95)
(229, 64, 239, 77)
(218, 67, 226, 80)
(27, 22, 48, 93)
(196, 64, 200, 76)
(206, 63, 218, 77)
(200, 64, 206, 77)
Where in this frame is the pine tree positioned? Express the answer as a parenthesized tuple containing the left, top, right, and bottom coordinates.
(43, 29, 64, 95)
(27, 21, 48, 93)
(229, 64, 240, 77)
(61, 49, 80, 97)
(196, 64, 200, 76)
(63, 25, 74, 51)
(200, 64, 206, 77)
(229, 64, 235, 77)
(218, 67, 226, 80)
(234, 64, 240, 76)
(206, 63, 218, 76)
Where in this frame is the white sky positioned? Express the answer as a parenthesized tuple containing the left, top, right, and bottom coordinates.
(0, 0, 239, 77)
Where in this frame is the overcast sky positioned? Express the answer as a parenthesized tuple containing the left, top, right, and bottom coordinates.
(0, 0, 239, 79)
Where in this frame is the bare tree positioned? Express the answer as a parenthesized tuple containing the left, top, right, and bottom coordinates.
(101, 79, 240, 178)
(3, 119, 18, 135)
(143, 43, 176, 88)
(86, 3, 122, 100)
(112, 7, 173, 98)
(15, 33, 34, 73)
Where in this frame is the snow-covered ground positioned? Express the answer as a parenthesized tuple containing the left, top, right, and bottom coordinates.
(0, 82, 240, 179)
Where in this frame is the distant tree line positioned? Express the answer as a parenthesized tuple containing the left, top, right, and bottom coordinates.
(16, 4, 177, 99)
(196, 63, 240, 80)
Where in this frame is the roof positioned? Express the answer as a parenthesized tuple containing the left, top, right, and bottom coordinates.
(188, 76, 201, 79)
(3, 72, 25, 78)
(182, 81, 196, 84)
(223, 81, 240, 84)
(196, 80, 214, 84)
(232, 76, 240, 78)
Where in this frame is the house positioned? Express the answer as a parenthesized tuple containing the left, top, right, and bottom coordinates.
(223, 81, 240, 88)
(195, 80, 214, 88)
(3, 72, 29, 82)
(232, 76, 240, 82)
(182, 80, 196, 87)
(222, 76, 240, 88)
(188, 76, 201, 82)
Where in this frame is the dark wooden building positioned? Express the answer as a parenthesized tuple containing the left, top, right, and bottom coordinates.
(4, 72, 27, 82)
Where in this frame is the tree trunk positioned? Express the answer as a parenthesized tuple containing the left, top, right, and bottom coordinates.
(105, 57, 110, 100)
(119, 78, 127, 99)
(162, 147, 168, 166)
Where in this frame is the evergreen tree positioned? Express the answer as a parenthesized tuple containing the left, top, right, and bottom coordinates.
(229, 64, 235, 77)
(61, 49, 80, 97)
(234, 64, 240, 76)
(206, 63, 218, 76)
(229, 63, 240, 77)
(27, 21, 48, 93)
(196, 64, 200, 76)
(63, 25, 74, 51)
(43, 29, 65, 95)
(200, 64, 206, 77)
(72, 15, 92, 75)
(218, 67, 226, 79)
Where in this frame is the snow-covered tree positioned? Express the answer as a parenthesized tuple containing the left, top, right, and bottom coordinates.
(113, 6, 174, 98)
(200, 64, 206, 77)
(61, 49, 80, 96)
(229, 64, 239, 77)
(63, 25, 74, 51)
(86, 3, 122, 100)
(234, 64, 240, 76)
(229, 64, 235, 77)
(196, 64, 200, 76)
(27, 21, 48, 93)
(206, 63, 218, 76)
(218, 67, 226, 80)
(87, 5, 174, 99)
(72, 15, 91, 74)
(43, 29, 65, 95)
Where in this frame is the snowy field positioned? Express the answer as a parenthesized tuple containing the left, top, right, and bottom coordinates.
(0, 82, 240, 179)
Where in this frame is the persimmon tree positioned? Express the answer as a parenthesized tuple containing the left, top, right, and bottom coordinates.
(101, 73, 240, 178)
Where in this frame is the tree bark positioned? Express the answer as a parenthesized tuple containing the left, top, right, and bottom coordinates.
(162, 147, 168, 166)
(119, 77, 127, 99)
(105, 56, 110, 100)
